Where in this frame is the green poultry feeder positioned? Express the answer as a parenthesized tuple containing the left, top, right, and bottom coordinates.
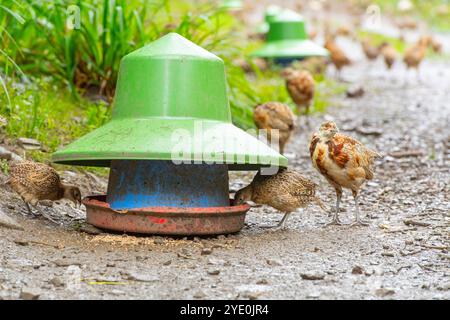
(257, 5, 283, 34)
(252, 9, 328, 65)
(52, 33, 287, 235)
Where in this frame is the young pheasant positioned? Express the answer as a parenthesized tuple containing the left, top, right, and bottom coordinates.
(234, 168, 327, 229)
(292, 57, 327, 76)
(309, 121, 379, 226)
(6, 161, 82, 216)
(361, 39, 380, 61)
(282, 68, 315, 118)
(253, 102, 295, 154)
(403, 36, 430, 81)
(324, 37, 351, 79)
(379, 42, 397, 70)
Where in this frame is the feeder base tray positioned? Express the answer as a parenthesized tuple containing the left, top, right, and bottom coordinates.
(83, 195, 250, 236)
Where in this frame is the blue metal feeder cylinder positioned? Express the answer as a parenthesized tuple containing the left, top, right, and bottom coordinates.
(273, 56, 306, 66)
(106, 160, 230, 210)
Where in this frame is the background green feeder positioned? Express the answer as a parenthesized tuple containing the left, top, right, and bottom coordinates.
(257, 5, 282, 34)
(52, 33, 286, 235)
(252, 9, 328, 64)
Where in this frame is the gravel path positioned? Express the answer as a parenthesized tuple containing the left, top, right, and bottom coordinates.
(0, 44, 449, 300)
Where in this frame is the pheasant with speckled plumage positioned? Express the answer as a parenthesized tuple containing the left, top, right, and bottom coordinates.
(234, 168, 327, 229)
(282, 68, 315, 117)
(6, 161, 81, 216)
(324, 36, 351, 79)
(309, 121, 380, 226)
(253, 102, 295, 154)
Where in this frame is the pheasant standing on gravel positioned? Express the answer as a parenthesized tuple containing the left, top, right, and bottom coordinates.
(6, 161, 82, 217)
(309, 121, 380, 226)
(379, 42, 397, 70)
(233, 168, 327, 229)
(282, 68, 315, 118)
(324, 36, 352, 80)
(361, 39, 380, 61)
(253, 102, 295, 154)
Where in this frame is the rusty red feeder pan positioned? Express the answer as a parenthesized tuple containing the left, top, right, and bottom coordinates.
(83, 195, 250, 236)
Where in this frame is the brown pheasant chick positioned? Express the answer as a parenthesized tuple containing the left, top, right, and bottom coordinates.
(309, 121, 380, 226)
(292, 57, 327, 76)
(379, 42, 397, 69)
(324, 37, 351, 78)
(7, 161, 81, 216)
(403, 36, 429, 70)
(253, 102, 295, 154)
(281, 68, 315, 116)
(234, 58, 268, 74)
(234, 168, 326, 229)
(361, 39, 380, 61)
(429, 37, 442, 54)
(336, 25, 352, 37)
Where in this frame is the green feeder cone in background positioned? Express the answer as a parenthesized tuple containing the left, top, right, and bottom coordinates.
(252, 9, 328, 60)
(52, 33, 287, 170)
(257, 5, 282, 34)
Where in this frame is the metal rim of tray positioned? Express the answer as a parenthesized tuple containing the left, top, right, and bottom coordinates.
(83, 195, 250, 236)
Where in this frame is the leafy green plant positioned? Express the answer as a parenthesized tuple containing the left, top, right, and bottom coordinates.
(0, 1, 27, 107)
(0, 79, 110, 154)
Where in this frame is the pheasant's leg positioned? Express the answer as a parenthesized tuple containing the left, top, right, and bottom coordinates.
(402, 67, 408, 87)
(277, 213, 291, 229)
(25, 202, 33, 215)
(304, 105, 311, 128)
(22, 200, 40, 217)
(325, 187, 345, 226)
(350, 191, 369, 226)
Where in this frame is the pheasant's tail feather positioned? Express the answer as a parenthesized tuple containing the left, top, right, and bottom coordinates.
(313, 196, 329, 213)
(370, 149, 382, 159)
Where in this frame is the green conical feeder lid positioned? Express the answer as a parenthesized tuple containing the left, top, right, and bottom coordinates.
(257, 5, 282, 34)
(252, 9, 328, 59)
(52, 33, 287, 170)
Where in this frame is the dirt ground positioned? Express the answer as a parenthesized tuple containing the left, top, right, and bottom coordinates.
(0, 11, 449, 301)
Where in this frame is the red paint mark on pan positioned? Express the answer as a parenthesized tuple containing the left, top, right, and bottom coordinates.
(148, 216, 167, 224)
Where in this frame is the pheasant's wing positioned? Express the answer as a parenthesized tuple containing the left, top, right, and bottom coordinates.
(288, 172, 317, 199)
(333, 47, 351, 65)
(254, 103, 294, 132)
(10, 161, 61, 194)
(333, 134, 379, 180)
(265, 105, 294, 131)
(286, 79, 305, 104)
(358, 145, 380, 180)
(309, 132, 320, 158)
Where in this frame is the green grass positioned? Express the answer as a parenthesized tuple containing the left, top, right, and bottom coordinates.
(358, 30, 407, 53)
(0, 79, 110, 165)
(13, 0, 255, 102)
